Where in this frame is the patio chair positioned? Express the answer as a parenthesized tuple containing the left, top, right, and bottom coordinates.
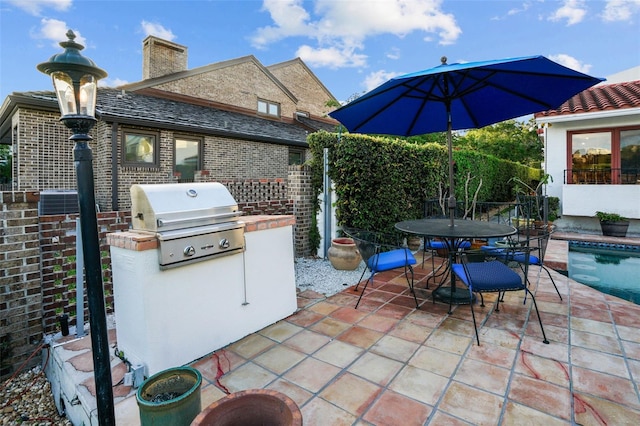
(480, 228, 562, 301)
(451, 249, 549, 346)
(344, 228, 419, 309)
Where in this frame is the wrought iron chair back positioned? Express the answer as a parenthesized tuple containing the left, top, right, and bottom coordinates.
(344, 228, 419, 309)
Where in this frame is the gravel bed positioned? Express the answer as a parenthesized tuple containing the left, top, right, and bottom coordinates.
(295, 256, 366, 296)
(1, 257, 362, 424)
(0, 365, 71, 425)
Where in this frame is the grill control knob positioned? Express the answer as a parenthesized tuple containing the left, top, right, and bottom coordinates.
(219, 238, 230, 249)
(183, 246, 196, 257)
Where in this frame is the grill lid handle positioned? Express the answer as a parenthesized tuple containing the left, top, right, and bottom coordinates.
(156, 211, 240, 228)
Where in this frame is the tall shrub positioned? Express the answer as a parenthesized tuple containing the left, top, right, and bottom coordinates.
(307, 131, 538, 251)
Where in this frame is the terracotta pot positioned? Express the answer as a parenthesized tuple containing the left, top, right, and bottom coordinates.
(470, 239, 487, 250)
(407, 236, 422, 251)
(192, 389, 302, 426)
(327, 237, 361, 270)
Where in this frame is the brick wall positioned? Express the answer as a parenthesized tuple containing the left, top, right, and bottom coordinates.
(268, 60, 335, 118)
(1, 191, 41, 379)
(143, 36, 188, 80)
(151, 60, 299, 119)
(13, 109, 78, 192)
(288, 165, 315, 256)
(12, 108, 298, 213)
(94, 121, 114, 211)
(39, 211, 130, 336)
(102, 127, 291, 211)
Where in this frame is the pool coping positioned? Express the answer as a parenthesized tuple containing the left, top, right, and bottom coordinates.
(547, 232, 640, 272)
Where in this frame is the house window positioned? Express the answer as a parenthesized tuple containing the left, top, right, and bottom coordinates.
(174, 136, 202, 182)
(288, 148, 305, 165)
(568, 126, 640, 184)
(123, 130, 158, 166)
(621, 129, 640, 183)
(257, 99, 280, 117)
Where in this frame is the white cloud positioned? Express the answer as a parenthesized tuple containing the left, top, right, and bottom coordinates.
(140, 21, 176, 41)
(100, 78, 129, 89)
(33, 18, 87, 48)
(602, 0, 640, 21)
(548, 0, 587, 25)
(386, 47, 401, 60)
(507, 1, 533, 16)
(363, 70, 404, 91)
(6, 0, 71, 16)
(548, 53, 592, 74)
(296, 44, 367, 68)
(252, 0, 461, 69)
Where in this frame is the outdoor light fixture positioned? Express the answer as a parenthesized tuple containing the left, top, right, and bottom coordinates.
(37, 30, 115, 425)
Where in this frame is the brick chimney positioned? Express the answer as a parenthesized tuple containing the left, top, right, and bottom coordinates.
(142, 36, 188, 80)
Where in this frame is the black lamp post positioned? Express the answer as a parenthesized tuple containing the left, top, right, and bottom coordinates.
(37, 30, 115, 425)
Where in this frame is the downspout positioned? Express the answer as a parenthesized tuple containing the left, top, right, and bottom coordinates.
(323, 147, 331, 258)
(111, 122, 118, 211)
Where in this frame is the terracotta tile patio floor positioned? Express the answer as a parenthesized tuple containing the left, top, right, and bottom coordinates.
(58, 234, 640, 425)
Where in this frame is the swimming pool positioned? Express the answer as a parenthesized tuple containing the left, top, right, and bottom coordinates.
(568, 242, 640, 305)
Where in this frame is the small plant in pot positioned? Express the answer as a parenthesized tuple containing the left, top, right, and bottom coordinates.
(596, 211, 630, 237)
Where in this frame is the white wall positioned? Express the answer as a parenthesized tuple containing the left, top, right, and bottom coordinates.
(563, 184, 640, 218)
(539, 111, 640, 220)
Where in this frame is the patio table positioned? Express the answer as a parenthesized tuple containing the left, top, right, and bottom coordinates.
(395, 219, 516, 310)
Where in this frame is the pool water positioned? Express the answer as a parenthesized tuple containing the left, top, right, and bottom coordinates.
(568, 244, 640, 305)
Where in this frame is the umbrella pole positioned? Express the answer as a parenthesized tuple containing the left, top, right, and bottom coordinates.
(446, 105, 456, 227)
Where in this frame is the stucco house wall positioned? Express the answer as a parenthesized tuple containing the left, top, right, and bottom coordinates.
(536, 77, 640, 236)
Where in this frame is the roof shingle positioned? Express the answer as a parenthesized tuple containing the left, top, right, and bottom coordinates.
(23, 88, 313, 146)
(535, 80, 640, 118)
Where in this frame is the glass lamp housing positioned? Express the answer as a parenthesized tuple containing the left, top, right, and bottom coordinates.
(37, 30, 106, 119)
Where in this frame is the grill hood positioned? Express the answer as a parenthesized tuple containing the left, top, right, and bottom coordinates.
(131, 182, 240, 233)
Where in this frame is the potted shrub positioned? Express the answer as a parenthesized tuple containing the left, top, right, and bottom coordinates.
(595, 211, 630, 237)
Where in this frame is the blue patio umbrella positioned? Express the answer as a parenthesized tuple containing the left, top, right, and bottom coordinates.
(329, 55, 604, 226)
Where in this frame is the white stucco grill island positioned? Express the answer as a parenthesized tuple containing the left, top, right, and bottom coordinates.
(107, 214, 297, 377)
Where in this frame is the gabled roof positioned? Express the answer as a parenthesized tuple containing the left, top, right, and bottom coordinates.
(267, 58, 336, 103)
(535, 80, 640, 118)
(2, 88, 311, 146)
(120, 55, 298, 103)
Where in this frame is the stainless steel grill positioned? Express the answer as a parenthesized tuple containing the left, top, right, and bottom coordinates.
(130, 182, 244, 269)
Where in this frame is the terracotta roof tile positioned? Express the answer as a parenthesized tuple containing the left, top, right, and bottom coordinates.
(535, 80, 640, 118)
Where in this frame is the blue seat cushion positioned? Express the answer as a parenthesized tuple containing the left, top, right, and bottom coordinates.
(480, 246, 541, 265)
(426, 240, 471, 250)
(452, 260, 523, 291)
(368, 248, 416, 272)
(510, 252, 541, 265)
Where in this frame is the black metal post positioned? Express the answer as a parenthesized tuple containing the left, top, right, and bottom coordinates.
(69, 127, 115, 425)
(37, 30, 114, 425)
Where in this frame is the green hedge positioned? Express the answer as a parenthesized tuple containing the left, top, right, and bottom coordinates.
(308, 132, 539, 251)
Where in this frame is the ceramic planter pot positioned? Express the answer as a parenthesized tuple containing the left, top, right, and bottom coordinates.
(192, 389, 302, 426)
(136, 367, 202, 426)
(600, 220, 629, 237)
(407, 236, 422, 251)
(328, 237, 361, 270)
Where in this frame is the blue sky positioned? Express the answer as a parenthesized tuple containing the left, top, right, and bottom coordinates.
(1, 0, 639, 104)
